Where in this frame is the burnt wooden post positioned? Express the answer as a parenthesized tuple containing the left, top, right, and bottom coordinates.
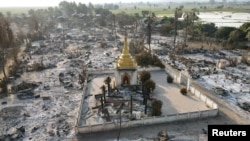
(144, 92, 148, 115)
(103, 90, 106, 104)
(130, 95, 133, 115)
(101, 96, 104, 109)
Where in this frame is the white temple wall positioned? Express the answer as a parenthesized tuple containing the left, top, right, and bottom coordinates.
(114, 70, 137, 86)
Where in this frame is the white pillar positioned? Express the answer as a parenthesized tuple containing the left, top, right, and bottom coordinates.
(178, 72, 182, 84)
(187, 78, 191, 90)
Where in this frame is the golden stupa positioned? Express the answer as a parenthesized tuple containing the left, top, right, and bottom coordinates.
(116, 36, 137, 69)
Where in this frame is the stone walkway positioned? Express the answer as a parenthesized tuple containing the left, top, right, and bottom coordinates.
(150, 70, 210, 115)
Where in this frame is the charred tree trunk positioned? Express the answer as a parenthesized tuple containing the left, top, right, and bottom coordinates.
(173, 9, 178, 48)
(1, 49, 7, 81)
(147, 17, 152, 54)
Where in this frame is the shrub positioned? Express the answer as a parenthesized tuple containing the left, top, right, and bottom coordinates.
(180, 88, 187, 95)
(167, 75, 173, 83)
(152, 99, 162, 116)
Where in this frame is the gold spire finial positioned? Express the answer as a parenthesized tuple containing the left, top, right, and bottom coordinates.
(116, 36, 137, 69)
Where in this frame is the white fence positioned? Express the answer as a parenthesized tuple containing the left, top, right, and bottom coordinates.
(77, 108, 218, 134)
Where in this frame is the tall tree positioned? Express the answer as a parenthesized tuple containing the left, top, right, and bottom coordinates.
(173, 8, 178, 47)
(174, 7, 183, 47)
(246, 31, 250, 41)
(139, 70, 151, 109)
(215, 27, 236, 40)
(0, 13, 14, 80)
(227, 29, 245, 48)
(147, 16, 152, 54)
(183, 9, 199, 44)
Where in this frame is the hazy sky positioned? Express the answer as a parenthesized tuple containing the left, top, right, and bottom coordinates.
(0, 0, 204, 7)
(0, 0, 246, 7)
(2, 0, 127, 7)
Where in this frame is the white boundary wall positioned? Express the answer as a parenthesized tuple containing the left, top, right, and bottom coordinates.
(77, 109, 218, 134)
(76, 67, 219, 134)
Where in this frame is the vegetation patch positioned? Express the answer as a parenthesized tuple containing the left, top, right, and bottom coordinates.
(167, 75, 173, 83)
(180, 87, 187, 95)
(151, 99, 163, 116)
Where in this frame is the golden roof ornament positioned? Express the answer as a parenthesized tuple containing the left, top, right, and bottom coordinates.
(116, 36, 137, 69)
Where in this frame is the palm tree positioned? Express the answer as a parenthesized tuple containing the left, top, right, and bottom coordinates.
(147, 16, 152, 54)
(183, 9, 199, 45)
(0, 13, 14, 81)
(173, 8, 178, 48)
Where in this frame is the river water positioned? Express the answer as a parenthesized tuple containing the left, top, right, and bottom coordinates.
(197, 12, 250, 28)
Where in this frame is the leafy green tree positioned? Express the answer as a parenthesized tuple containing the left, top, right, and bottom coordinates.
(59, 1, 77, 17)
(215, 27, 236, 40)
(144, 79, 156, 92)
(95, 8, 112, 17)
(183, 9, 199, 43)
(115, 12, 136, 29)
(139, 70, 151, 84)
(246, 31, 250, 41)
(227, 29, 245, 48)
(240, 22, 250, 32)
(135, 51, 152, 67)
(159, 22, 173, 35)
(229, 30, 245, 42)
(139, 70, 151, 113)
(201, 23, 217, 37)
(152, 54, 165, 68)
(77, 2, 88, 14)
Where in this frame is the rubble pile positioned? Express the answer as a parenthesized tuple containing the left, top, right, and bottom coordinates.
(0, 126, 25, 141)
(14, 81, 40, 92)
(58, 69, 82, 89)
(237, 95, 250, 112)
(157, 130, 169, 141)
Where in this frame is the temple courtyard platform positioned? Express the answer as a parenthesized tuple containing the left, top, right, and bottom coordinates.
(76, 69, 217, 134)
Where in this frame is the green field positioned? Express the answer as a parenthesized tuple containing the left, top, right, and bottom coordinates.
(111, 3, 250, 17)
(0, 7, 48, 15)
(0, 3, 249, 17)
